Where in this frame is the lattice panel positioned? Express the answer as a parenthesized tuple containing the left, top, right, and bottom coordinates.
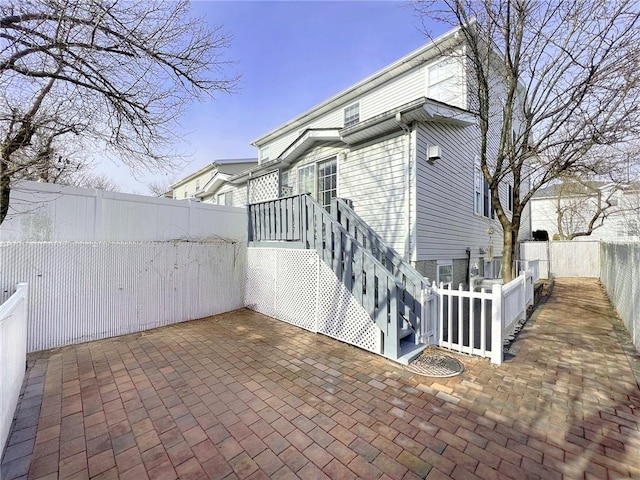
(317, 260, 382, 354)
(245, 249, 276, 317)
(274, 250, 318, 332)
(249, 171, 279, 204)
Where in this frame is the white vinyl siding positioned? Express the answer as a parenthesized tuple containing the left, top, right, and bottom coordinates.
(339, 134, 408, 254)
(415, 122, 503, 261)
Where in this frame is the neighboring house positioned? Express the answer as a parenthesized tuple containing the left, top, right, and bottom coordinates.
(171, 158, 257, 201)
(218, 27, 531, 284)
(531, 182, 640, 241)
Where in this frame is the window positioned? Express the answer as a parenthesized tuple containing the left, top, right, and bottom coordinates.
(474, 159, 494, 218)
(437, 262, 453, 286)
(298, 164, 315, 196)
(217, 191, 233, 206)
(184, 188, 188, 199)
(260, 146, 270, 162)
(344, 103, 359, 128)
(196, 179, 201, 192)
(427, 58, 459, 105)
(280, 170, 292, 196)
(317, 158, 337, 209)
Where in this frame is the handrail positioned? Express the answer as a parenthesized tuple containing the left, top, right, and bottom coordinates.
(333, 198, 430, 290)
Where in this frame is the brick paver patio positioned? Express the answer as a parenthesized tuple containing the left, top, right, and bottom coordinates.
(1, 278, 639, 479)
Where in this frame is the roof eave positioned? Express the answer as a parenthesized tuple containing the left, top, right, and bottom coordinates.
(251, 27, 465, 147)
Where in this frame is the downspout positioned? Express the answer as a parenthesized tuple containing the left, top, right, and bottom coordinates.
(396, 113, 411, 261)
(465, 247, 471, 287)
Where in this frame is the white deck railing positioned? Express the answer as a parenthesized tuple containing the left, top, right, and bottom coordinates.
(436, 269, 535, 365)
(0, 283, 28, 455)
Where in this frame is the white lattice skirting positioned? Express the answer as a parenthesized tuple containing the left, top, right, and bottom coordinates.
(245, 248, 382, 354)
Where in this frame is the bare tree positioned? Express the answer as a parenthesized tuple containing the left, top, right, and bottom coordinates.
(553, 177, 615, 240)
(147, 178, 176, 197)
(0, 0, 238, 224)
(414, 0, 640, 281)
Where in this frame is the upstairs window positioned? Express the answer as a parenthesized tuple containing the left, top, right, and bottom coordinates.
(474, 158, 494, 218)
(196, 179, 201, 191)
(427, 57, 462, 107)
(184, 188, 188, 199)
(260, 146, 270, 162)
(507, 184, 514, 211)
(344, 103, 360, 128)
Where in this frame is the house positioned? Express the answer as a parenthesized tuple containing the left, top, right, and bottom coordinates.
(530, 181, 640, 241)
(218, 26, 530, 286)
(170, 158, 257, 201)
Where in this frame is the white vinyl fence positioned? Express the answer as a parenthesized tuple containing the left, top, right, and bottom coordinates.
(0, 283, 28, 455)
(1, 180, 247, 242)
(600, 243, 640, 350)
(0, 242, 246, 352)
(437, 269, 535, 365)
(520, 241, 600, 278)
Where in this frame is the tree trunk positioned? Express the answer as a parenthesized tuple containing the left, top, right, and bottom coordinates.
(0, 155, 10, 226)
(502, 227, 518, 283)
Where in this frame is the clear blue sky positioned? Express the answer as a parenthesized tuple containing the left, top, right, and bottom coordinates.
(105, 1, 447, 194)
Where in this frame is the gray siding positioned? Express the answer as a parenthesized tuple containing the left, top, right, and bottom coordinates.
(340, 134, 409, 255)
(414, 122, 504, 261)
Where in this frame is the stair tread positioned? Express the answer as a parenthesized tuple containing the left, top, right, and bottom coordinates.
(396, 344, 427, 366)
(398, 327, 414, 340)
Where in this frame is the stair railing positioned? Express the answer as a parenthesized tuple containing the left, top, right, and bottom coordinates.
(333, 198, 433, 341)
(248, 194, 420, 360)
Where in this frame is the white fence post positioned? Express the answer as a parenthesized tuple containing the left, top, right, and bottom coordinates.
(491, 284, 503, 365)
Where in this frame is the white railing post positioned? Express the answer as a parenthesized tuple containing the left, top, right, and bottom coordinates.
(491, 284, 503, 365)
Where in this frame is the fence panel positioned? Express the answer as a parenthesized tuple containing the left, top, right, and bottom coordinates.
(0, 283, 28, 455)
(550, 241, 600, 277)
(600, 243, 640, 351)
(1, 180, 247, 242)
(437, 284, 495, 360)
(0, 242, 246, 353)
(519, 242, 549, 279)
(502, 273, 527, 337)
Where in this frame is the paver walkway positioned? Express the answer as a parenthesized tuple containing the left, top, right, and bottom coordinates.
(1, 278, 639, 479)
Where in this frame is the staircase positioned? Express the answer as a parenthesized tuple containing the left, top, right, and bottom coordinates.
(248, 194, 434, 364)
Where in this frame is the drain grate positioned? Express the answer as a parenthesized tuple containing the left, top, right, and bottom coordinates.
(407, 349, 464, 377)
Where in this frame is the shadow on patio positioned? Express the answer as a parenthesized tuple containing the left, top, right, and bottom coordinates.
(1, 279, 639, 479)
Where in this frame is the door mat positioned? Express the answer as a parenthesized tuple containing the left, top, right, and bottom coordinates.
(407, 348, 464, 377)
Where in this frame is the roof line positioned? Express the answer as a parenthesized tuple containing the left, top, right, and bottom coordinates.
(250, 26, 464, 147)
